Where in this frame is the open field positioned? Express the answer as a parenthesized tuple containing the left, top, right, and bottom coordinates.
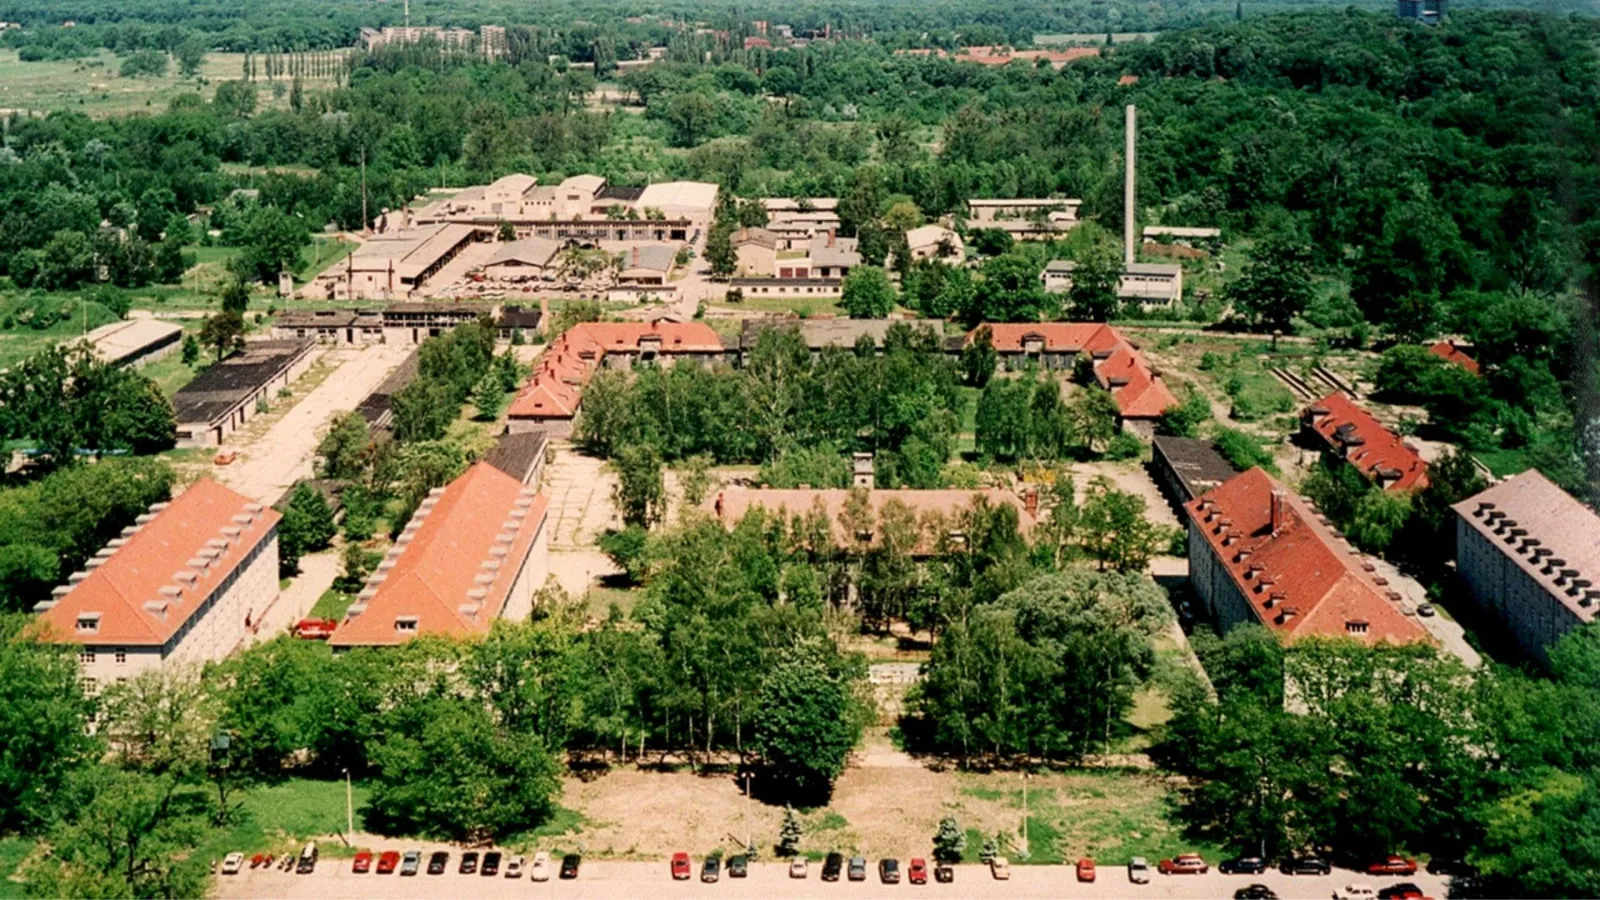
(0, 49, 344, 118)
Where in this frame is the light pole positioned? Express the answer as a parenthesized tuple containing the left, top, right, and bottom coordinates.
(1019, 772, 1029, 858)
(344, 768, 354, 846)
(744, 771, 752, 852)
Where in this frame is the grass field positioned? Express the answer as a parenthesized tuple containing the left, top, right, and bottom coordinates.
(0, 837, 30, 900)
(0, 49, 345, 118)
(195, 778, 375, 863)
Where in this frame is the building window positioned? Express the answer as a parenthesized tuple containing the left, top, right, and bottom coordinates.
(79, 648, 95, 664)
(395, 616, 419, 633)
(115, 648, 127, 665)
(1345, 621, 1369, 635)
(80, 677, 97, 695)
(75, 614, 100, 634)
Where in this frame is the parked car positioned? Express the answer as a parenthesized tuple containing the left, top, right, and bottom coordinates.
(672, 852, 692, 880)
(701, 856, 720, 883)
(400, 851, 421, 876)
(296, 843, 318, 874)
(991, 857, 1011, 880)
(293, 618, 338, 640)
(427, 851, 449, 875)
(728, 855, 748, 878)
(377, 851, 400, 875)
(1284, 856, 1333, 875)
(482, 851, 501, 876)
(531, 852, 551, 882)
(505, 855, 524, 879)
(789, 858, 808, 879)
(222, 853, 245, 875)
(1378, 884, 1426, 900)
(352, 851, 372, 874)
(1426, 858, 1476, 877)
(249, 853, 266, 869)
(560, 854, 581, 879)
(908, 858, 928, 885)
(1077, 858, 1096, 882)
(1368, 856, 1418, 877)
(935, 863, 955, 883)
(1221, 856, 1269, 875)
(1128, 857, 1151, 884)
(880, 858, 900, 884)
(1235, 885, 1280, 900)
(849, 856, 867, 881)
(1335, 883, 1379, 900)
(459, 851, 479, 874)
(822, 853, 844, 882)
(1417, 602, 1436, 617)
(1159, 854, 1209, 875)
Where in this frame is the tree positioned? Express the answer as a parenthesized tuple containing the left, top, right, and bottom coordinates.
(933, 816, 967, 863)
(231, 205, 309, 284)
(175, 37, 207, 77)
(1078, 479, 1167, 572)
(366, 694, 561, 841)
(1157, 385, 1211, 437)
(752, 641, 865, 803)
(317, 411, 370, 479)
(391, 380, 456, 443)
(180, 334, 200, 366)
(1229, 236, 1316, 332)
(277, 483, 337, 577)
(960, 326, 998, 388)
(841, 266, 896, 319)
(497, 220, 516, 242)
(1065, 387, 1119, 455)
(675, 455, 717, 507)
(1066, 250, 1122, 321)
(471, 372, 505, 421)
(610, 444, 666, 528)
(0, 615, 98, 833)
(199, 309, 245, 362)
(704, 225, 736, 278)
(776, 806, 803, 857)
(967, 255, 1049, 324)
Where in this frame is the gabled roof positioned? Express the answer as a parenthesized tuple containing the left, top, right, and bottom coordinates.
(1428, 340, 1481, 376)
(507, 321, 722, 420)
(1304, 392, 1429, 492)
(965, 323, 1176, 419)
(1454, 469, 1600, 622)
(488, 237, 563, 268)
(36, 479, 280, 647)
(807, 233, 861, 268)
(971, 322, 1124, 354)
(905, 225, 961, 251)
(619, 243, 678, 275)
(1187, 468, 1431, 645)
(732, 227, 779, 250)
(329, 463, 549, 647)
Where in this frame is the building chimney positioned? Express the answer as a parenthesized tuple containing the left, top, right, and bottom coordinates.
(1124, 104, 1137, 267)
(1270, 487, 1287, 535)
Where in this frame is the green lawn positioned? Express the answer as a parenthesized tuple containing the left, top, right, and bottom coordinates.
(197, 778, 374, 862)
(710, 295, 845, 317)
(0, 837, 32, 900)
(309, 588, 354, 621)
(298, 237, 357, 283)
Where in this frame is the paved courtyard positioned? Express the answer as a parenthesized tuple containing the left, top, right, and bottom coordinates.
(540, 441, 622, 597)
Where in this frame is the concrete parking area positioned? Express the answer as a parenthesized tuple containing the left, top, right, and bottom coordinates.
(219, 860, 1449, 900)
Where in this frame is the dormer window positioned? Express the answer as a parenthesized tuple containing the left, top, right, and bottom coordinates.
(76, 613, 100, 634)
(1346, 621, 1369, 635)
(395, 616, 419, 633)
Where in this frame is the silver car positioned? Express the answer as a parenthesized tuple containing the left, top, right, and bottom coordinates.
(1128, 856, 1151, 884)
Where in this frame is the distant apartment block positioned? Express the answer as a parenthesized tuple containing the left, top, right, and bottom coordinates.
(1454, 470, 1600, 665)
(34, 480, 281, 689)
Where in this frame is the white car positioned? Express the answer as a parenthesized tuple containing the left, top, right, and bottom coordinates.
(221, 852, 245, 875)
(991, 857, 1011, 880)
(1128, 856, 1150, 884)
(789, 858, 808, 878)
(531, 852, 552, 882)
(505, 855, 524, 878)
(1334, 883, 1378, 900)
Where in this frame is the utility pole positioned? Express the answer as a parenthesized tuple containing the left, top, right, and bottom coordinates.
(1124, 104, 1137, 267)
(345, 769, 355, 845)
(744, 772, 752, 851)
(1020, 772, 1029, 857)
(360, 147, 369, 235)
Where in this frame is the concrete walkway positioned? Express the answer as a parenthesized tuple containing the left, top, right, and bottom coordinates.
(241, 551, 340, 648)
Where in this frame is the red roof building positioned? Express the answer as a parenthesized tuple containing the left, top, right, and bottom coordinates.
(1428, 339, 1481, 376)
(1303, 392, 1429, 492)
(329, 462, 551, 648)
(507, 321, 724, 429)
(34, 479, 281, 687)
(963, 323, 1178, 421)
(1186, 468, 1431, 646)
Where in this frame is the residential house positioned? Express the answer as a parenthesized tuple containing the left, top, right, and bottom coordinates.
(731, 227, 779, 277)
(34, 480, 281, 687)
(329, 462, 552, 647)
(806, 233, 860, 279)
(962, 323, 1177, 429)
(1454, 470, 1600, 665)
(904, 225, 965, 265)
(1303, 392, 1429, 492)
(1186, 468, 1431, 645)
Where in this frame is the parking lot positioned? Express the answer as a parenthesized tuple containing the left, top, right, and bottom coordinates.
(218, 860, 1449, 899)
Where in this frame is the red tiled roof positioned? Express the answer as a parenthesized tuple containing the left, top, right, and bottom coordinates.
(36, 479, 280, 647)
(967, 323, 1177, 419)
(1428, 340, 1481, 376)
(707, 487, 1036, 556)
(329, 463, 549, 647)
(1304, 392, 1429, 492)
(508, 321, 723, 420)
(1187, 468, 1431, 645)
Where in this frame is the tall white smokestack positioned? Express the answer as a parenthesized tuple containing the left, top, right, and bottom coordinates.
(1124, 104, 1137, 267)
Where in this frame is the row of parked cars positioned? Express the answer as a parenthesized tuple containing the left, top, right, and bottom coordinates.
(221, 847, 582, 880)
(670, 853, 961, 884)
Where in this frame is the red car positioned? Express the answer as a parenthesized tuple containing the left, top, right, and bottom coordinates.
(376, 851, 400, 874)
(671, 852, 691, 880)
(908, 859, 928, 885)
(1368, 856, 1419, 876)
(1077, 858, 1096, 882)
(294, 618, 339, 640)
(1159, 854, 1209, 875)
(352, 851, 372, 874)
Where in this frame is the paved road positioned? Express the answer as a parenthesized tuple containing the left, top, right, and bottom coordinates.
(241, 551, 340, 648)
(220, 860, 1448, 900)
(215, 343, 412, 503)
